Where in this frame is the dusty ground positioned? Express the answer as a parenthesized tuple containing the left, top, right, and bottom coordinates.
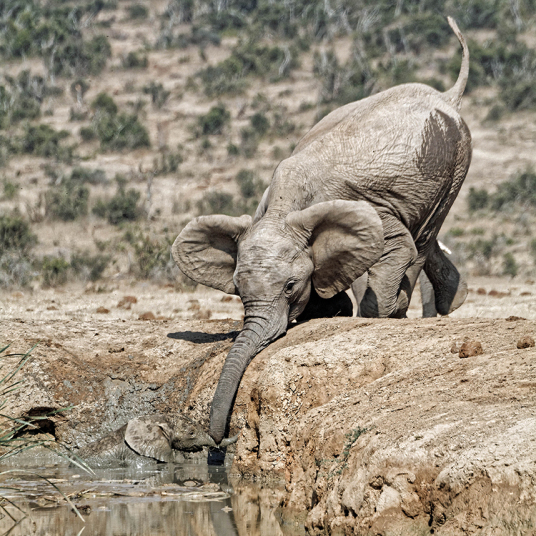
(1, 280, 536, 535)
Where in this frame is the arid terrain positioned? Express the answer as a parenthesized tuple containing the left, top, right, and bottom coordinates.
(2, 2, 536, 534)
(2, 283, 536, 535)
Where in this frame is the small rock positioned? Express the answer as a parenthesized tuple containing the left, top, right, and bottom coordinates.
(517, 336, 535, 349)
(450, 341, 461, 354)
(193, 308, 212, 320)
(476, 288, 487, 295)
(96, 306, 110, 314)
(506, 315, 526, 322)
(459, 340, 483, 358)
(139, 312, 155, 320)
(520, 292, 532, 296)
(488, 289, 509, 298)
(11, 291, 24, 299)
(118, 296, 137, 308)
(188, 300, 200, 311)
(47, 305, 58, 311)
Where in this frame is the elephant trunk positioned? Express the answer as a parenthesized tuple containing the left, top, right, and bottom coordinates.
(209, 305, 287, 444)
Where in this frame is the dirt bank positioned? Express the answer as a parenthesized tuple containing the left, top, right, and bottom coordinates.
(2, 306, 535, 534)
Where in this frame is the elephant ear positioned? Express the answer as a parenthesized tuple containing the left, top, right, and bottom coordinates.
(124, 416, 174, 463)
(286, 200, 384, 299)
(172, 214, 252, 294)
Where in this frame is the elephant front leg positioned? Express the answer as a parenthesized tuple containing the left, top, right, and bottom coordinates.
(359, 216, 417, 318)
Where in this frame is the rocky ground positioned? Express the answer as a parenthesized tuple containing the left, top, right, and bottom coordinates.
(1, 280, 536, 535)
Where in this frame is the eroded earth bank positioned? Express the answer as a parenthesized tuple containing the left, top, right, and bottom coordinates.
(3, 313, 536, 535)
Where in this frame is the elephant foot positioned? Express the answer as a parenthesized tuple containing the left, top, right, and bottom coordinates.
(297, 287, 353, 322)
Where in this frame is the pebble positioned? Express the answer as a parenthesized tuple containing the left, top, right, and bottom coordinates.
(459, 340, 483, 358)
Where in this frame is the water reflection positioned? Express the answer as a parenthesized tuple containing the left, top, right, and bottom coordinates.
(0, 462, 303, 536)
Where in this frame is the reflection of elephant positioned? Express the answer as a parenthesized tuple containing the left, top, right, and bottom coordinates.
(173, 17, 471, 443)
(78, 414, 238, 466)
(352, 241, 462, 317)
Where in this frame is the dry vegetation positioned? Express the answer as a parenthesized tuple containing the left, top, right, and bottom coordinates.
(1, 0, 536, 298)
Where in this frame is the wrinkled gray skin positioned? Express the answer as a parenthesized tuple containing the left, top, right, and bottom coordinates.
(77, 414, 238, 466)
(173, 18, 472, 444)
(352, 240, 461, 318)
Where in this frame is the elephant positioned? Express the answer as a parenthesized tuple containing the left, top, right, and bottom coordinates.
(77, 414, 238, 466)
(172, 17, 472, 444)
(351, 241, 460, 317)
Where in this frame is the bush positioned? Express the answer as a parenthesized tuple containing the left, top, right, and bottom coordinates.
(93, 182, 142, 224)
(80, 126, 97, 141)
(39, 256, 70, 287)
(91, 92, 150, 150)
(198, 104, 230, 135)
(239, 127, 258, 158)
(3, 179, 17, 200)
(92, 92, 118, 116)
(235, 169, 263, 199)
(197, 40, 295, 97)
(467, 187, 490, 212)
(143, 82, 170, 108)
(0, 215, 36, 252)
(71, 251, 110, 281)
(122, 51, 148, 69)
(69, 167, 107, 185)
(123, 229, 175, 280)
(502, 252, 518, 277)
(250, 112, 270, 137)
(128, 3, 149, 19)
(20, 124, 70, 159)
(45, 179, 89, 221)
(491, 167, 536, 210)
(196, 190, 237, 216)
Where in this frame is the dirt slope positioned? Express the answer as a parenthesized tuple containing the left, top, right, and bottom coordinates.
(2, 308, 535, 534)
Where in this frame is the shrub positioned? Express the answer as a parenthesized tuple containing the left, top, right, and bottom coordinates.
(239, 127, 258, 158)
(153, 150, 183, 176)
(196, 190, 236, 216)
(198, 104, 230, 135)
(128, 3, 149, 19)
(250, 112, 270, 137)
(71, 251, 110, 281)
(467, 187, 490, 212)
(92, 92, 118, 116)
(40, 256, 70, 287)
(45, 180, 89, 221)
(91, 93, 150, 150)
(0, 215, 36, 252)
(80, 126, 97, 141)
(491, 167, 536, 210)
(93, 182, 142, 224)
(52, 34, 112, 77)
(122, 51, 148, 69)
(3, 179, 17, 200)
(69, 167, 107, 185)
(19, 124, 70, 159)
(502, 252, 518, 277)
(235, 169, 263, 199)
(448, 227, 465, 238)
(123, 229, 175, 280)
(143, 82, 170, 108)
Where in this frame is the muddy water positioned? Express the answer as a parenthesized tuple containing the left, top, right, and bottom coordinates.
(0, 461, 304, 536)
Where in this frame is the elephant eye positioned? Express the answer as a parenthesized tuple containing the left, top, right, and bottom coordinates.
(284, 280, 296, 294)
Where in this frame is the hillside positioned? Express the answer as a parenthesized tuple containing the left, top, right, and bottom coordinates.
(1, 0, 536, 292)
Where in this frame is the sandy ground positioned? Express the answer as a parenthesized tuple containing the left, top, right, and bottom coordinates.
(1, 275, 535, 326)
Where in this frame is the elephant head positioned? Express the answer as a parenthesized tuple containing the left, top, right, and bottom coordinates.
(173, 200, 384, 443)
(80, 414, 239, 465)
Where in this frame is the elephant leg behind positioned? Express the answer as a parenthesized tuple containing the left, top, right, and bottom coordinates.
(419, 270, 438, 317)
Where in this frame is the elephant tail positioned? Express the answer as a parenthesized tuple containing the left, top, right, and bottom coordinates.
(442, 17, 469, 111)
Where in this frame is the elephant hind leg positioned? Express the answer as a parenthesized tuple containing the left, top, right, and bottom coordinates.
(424, 240, 467, 315)
(419, 270, 438, 317)
(359, 216, 417, 319)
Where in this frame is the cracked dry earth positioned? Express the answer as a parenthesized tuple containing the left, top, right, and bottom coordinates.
(2, 312, 536, 535)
